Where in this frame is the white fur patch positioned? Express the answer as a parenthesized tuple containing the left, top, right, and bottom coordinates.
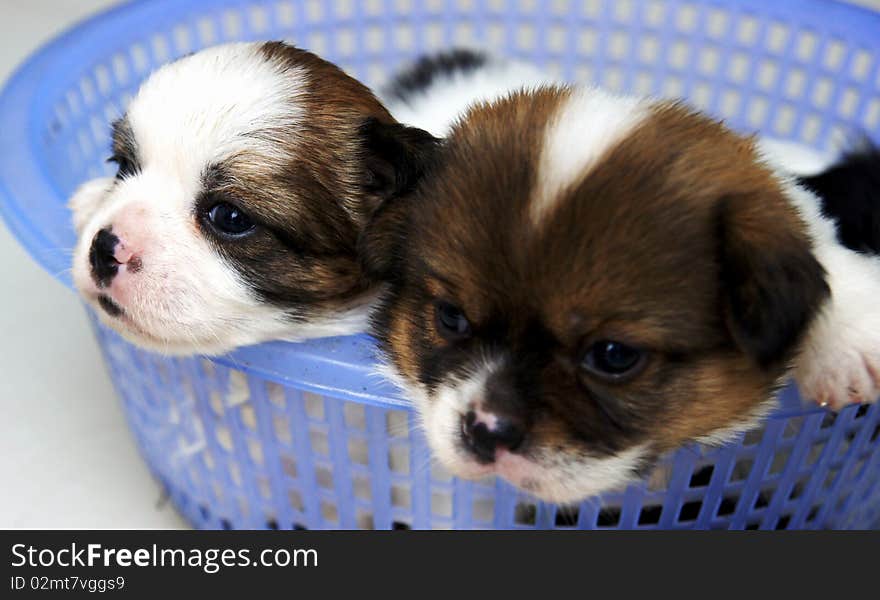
(531, 88, 649, 226)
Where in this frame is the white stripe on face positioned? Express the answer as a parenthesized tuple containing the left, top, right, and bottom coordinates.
(531, 87, 649, 227)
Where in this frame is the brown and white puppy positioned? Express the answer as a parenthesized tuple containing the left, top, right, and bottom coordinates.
(70, 42, 436, 354)
(363, 78, 880, 503)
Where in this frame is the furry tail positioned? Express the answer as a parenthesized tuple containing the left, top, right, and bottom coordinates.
(798, 139, 880, 254)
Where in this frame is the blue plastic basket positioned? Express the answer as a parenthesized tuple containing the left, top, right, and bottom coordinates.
(2, 0, 880, 530)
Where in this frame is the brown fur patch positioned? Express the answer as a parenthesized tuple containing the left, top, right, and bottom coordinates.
(196, 43, 420, 318)
(367, 87, 828, 463)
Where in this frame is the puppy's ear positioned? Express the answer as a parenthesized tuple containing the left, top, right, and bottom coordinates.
(719, 192, 830, 368)
(358, 187, 411, 281)
(357, 119, 440, 280)
(359, 118, 440, 202)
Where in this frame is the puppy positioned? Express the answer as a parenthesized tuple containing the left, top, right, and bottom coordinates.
(70, 42, 436, 354)
(363, 62, 880, 503)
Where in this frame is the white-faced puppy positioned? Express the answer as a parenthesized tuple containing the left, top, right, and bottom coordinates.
(362, 83, 880, 504)
(71, 42, 437, 354)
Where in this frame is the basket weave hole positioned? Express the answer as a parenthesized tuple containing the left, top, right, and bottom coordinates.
(752, 486, 775, 510)
(222, 9, 243, 39)
(196, 16, 217, 46)
(347, 438, 369, 465)
(288, 489, 304, 511)
(353, 475, 371, 501)
(736, 14, 759, 47)
(257, 476, 271, 500)
(275, 1, 295, 27)
(308, 31, 328, 55)
(281, 454, 297, 478)
(172, 24, 191, 54)
(768, 448, 792, 476)
(427, 492, 450, 518)
(111, 53, 129, 85)
(719, 88, 741, 118)
(150, 34, 171, 63)
(124, 46, 146, 78)
(730, 458, 754, 482)
(247, 4, 270, 34)
(823, 39, 847, 71)
(391, 484, 411, 509)
(215, 425, 233, 452)
(807, 440, 826, 466)
(472, 497, 495, 523)
(706, 8, 729, 38)
(78, 77, 96, 107)
(321, 501, 338, 525)
(677, 499, 702, 522)
(228, 461, 242, 487)
(748, 95, 769, 127)
(757, 59, 779, 91)
(767, 22, 791, 54)
(304, 392, 325, 420)
(795, 30, 818, 63)
(638, 504, 662, 526)
(609, 31, 630, 61)
(316, 465, 334, 490)
(356, 510, 375, 530)
(823, 467, 841, 490)
(578, 29, 597, 55)
(698, 46, 720, 75)
(343, 403, 366, 431)
(715, 496, 738, 517)
(850, 49, 873, 81)
(94, 64, 112, 96)
(247, 438, 264, 465)
(727, 51, 750, 84)
(385, 410, 409, 437)
(388, 445, 410, 474)
(240, 404, 257, 430)
(431, 462, 453, 483)
(393, 25, 415, 51)
(225, 370, 250, 407)
(513, 501, 538, 527)
(309, 429, 330, 457)
(689, 464, 715, 488)
(837, 87, 861, 119)
(669, 40, 690, 70)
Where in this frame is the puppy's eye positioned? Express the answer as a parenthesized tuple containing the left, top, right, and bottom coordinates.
(581, 340, 645, 381)
(207, 202, 256, 237)
(434, 301, 471, 340)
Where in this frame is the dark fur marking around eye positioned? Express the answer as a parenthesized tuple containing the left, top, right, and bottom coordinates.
(109, 117, 141, 178)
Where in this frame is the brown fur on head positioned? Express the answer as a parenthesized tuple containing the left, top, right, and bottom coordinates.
(362, 86, 828, 502)
(70, 41, 439, 354)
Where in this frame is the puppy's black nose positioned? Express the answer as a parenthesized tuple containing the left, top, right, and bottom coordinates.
(461, 411, 525, 463)
(89, 228, 120, 287)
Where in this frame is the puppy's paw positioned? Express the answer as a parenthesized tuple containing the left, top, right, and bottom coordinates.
(794, 296, 880, 411)
(796, 338, 880, 411)
(69, 177, 113, 233)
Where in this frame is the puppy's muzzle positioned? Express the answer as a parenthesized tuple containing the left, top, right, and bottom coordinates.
(89, 228, 121, 288)
(460, 410, 526, 463)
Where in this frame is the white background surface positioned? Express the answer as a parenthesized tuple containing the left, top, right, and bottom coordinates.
(1, 0, 879, 529)
(0, 0, 186, 528)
